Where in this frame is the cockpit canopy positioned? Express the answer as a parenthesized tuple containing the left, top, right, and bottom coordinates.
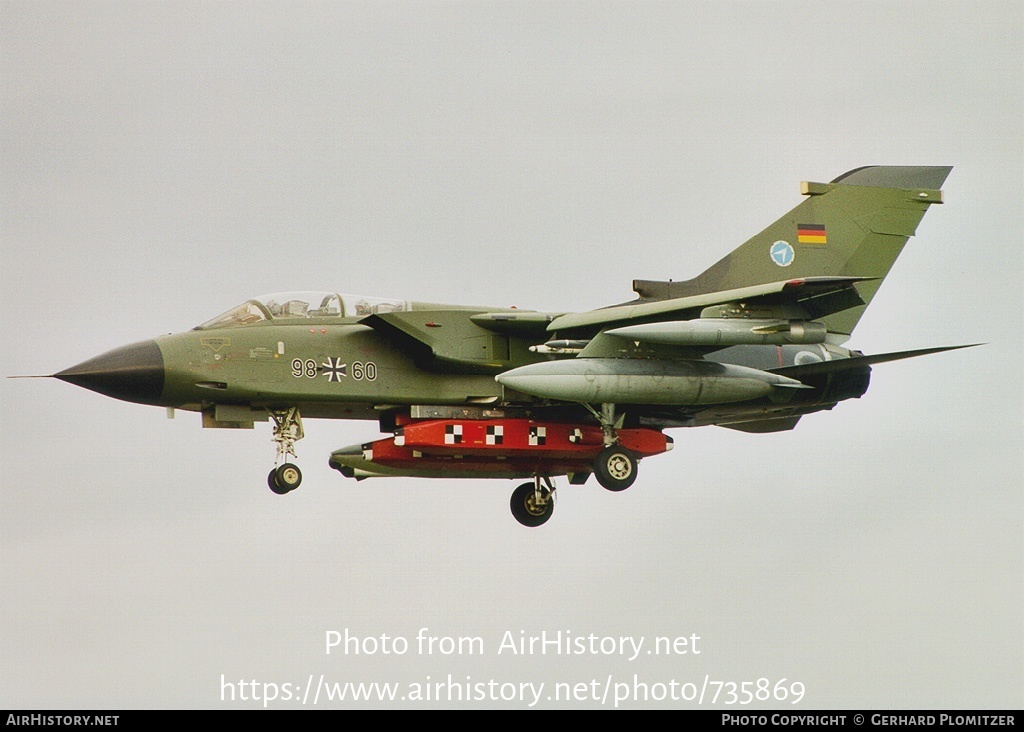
(197, 292, 409, 329)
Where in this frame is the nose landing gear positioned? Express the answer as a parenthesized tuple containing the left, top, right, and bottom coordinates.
(267, 408, 304, 494)
(268, 463, 303, 495)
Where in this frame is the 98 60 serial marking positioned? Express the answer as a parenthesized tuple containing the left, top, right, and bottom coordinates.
(291, 358, 377, 381)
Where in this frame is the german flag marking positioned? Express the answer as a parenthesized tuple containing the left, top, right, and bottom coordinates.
(797, 223, 827, 245)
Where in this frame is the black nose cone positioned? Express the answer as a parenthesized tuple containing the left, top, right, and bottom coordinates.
(56, 340, 165, 405)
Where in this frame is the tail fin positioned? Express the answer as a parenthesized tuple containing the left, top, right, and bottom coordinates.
(633, 166, 952, 337)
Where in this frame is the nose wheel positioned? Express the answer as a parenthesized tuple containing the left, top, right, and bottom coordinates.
(268, 463, 302, 494)
(267, 408, 304, 495)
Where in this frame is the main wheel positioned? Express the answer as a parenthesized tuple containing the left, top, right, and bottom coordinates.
(594, 446, 637, 491)
(510, 482, 554, 527)
(268, 463, 302, 494)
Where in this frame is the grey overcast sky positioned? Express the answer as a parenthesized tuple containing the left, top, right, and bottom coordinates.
(2, 1, 1021, 709)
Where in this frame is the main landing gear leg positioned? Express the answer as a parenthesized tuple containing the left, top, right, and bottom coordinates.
(510, 475, 556, 527)
(267, 407, 304, 495)
(600, 402, 619, 447)
(585, 402, 639, 492)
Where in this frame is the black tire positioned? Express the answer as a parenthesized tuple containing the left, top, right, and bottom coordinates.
(509, 482, 553, 527)
(594, 446, 637, 492)
(268, 468, 290, 495)
(268, 463, 302, 494)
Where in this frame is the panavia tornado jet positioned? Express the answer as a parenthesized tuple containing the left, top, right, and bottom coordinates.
(46, 166, 972, 526)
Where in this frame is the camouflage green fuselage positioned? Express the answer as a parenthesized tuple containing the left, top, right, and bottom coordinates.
(159, 317, 519, 420)
(150, 310, 866, 432)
